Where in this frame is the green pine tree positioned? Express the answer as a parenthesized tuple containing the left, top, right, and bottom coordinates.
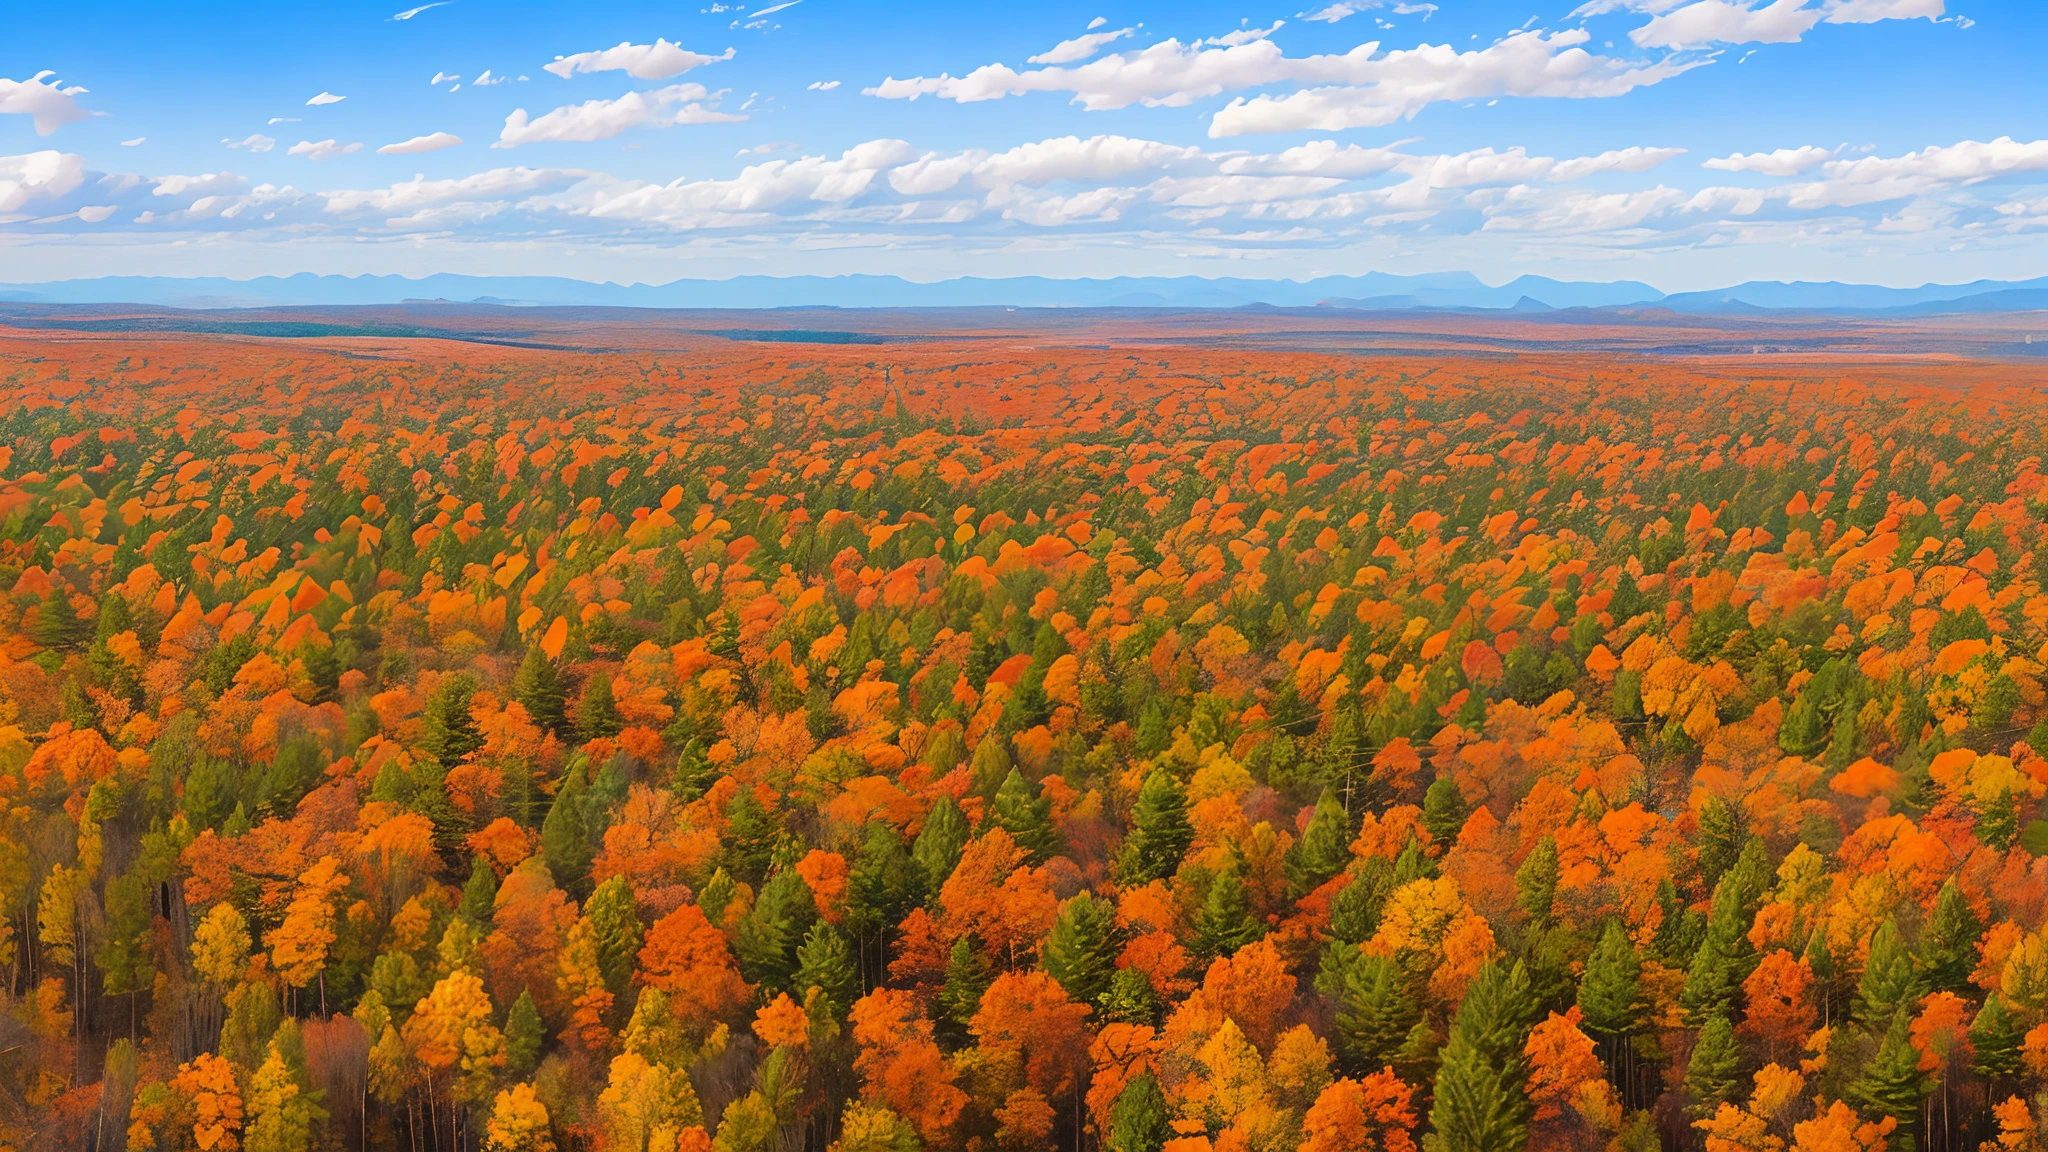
(1851, 1007, 1931, 1151)
(541, 760, 594, 894)
(936, 936, 992, 1045)
(990, 767, 1059, 862)
(724, 786, 782, 886)
(1514, 836, 1560, 925)
(1855, 917, 1920, 1026)
(458, 855, 498, 925)
(793, 921, 859, 1016)
(1684, 1013, 1740, 1118)
(1334, 949, 1422, 1077)
(1422, 775, 1467, 845)
(1193, 858, 1264, 958)
(30, 586, 87, 650)
(504, 990, 544, 1080)
(849, 821, 924, 943)
(1286, 788, 1354, 895)
(1429, 960, 1537, 1152)
(1100, 967, 1163, 1026)
(1680, 869, 1761, 1025)
(1694, 795, 1746, 895)
(585, 875, 644, 999)
(577, 671, 623, 742)
(1922, 878, 1982, 995)
(1107, 1072, 1171, 1152)
(698, 869, 739, 927)
(1329, 858, 1394, 946)
(1577, 920, 1642, 1040)
(1043, 892, 1119, 1010)
(1969, 992, 2023, 1083)
(735, 869, 818, 993)
(912, 795, 970, 889)
(1118, 767, 1193, 884)
(1778, 688, 1831, 758)
(421, 674, 482, 765)
(513, 646, 568, 735)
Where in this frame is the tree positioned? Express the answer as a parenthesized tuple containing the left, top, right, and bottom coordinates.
(1514, 836, 1560, 926)
(577, 673, 623, 742)
(736, 868, 819, 993)
(990, 767, 1059, 862)
(1685, 1014, 1740, 1118)
(1118, 768, 1193, 884)
(423, 675, 483, 765)
(30, 586, 86, 650)
(1044, 892, 1119, 1010)
(1422, 776, 1467, 845)
(832, 1102, 922, 1152)
(1333, 950, 1422, 1077)
(1682, 872, 1761, 1026)
(638, 903, 753, 1044)
(485, 1082, 556, 1152)
(1577, 920, 1641, 1041)
(269, 856, 349, 1011)
(912, 796, 969, 888)
(584, 875, 644, 1000)
(514, 647, 568, 736)
(597, 1051, 705, 1152)
(970, 970, 1093, 1103)
(541, 761, 595, 894)
(1288, 788, 1354, 895)
(793, 921, 859, 1016)
(244, 1040, 321, 1152)
(1106, 1072, 1170, 1152)
(1921, 879, 1982, 995)
(460, 855, 501, 926)
(402, 970, 505, 1106)
(1193, 857, 1265, 958)
(1430, 961, 1537, 1152)
(504, 991, 544, 1081)
(1304, 1071, 1418, 1152)
(850, 988, 969, 1146)
(1850, 1008, 1930, 1150)
(1971, 992, 2024, 1083)
(1855, 917, 1919, 1027)
(1738, 949, 1817, 1066)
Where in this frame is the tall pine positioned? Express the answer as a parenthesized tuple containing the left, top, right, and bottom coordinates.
(1119, 767, 1193, 884)
(1430, 960, 1538, 1152)
(1043, 892, 1119, 1010)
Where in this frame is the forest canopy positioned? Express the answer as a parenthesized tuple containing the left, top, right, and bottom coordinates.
(0, 330, 2045, 1152)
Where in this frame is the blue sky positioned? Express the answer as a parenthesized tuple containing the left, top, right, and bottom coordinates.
(1, 0, 2040, 289)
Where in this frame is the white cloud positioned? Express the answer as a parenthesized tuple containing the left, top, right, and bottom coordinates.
(751, 0, 801, 15)
(1028, 27, 1133, 65)
(1220, 140, 1408, 176)
(0, 150, 85, 212)
(581, 139, 911, 228)
(473, 70, 509, 86)
(0, 72, 93, 136)
(737, 141, 798, 156)
(544, 40, 736, 80)
(323, 166, 591, 218)
(1299, 2, 1379, 21)
(1822, 0, 1944, 22)
(1208, 29, 1702, 136)
(378, 132, 464, 155)
(1088, 16, 1107, 29)
(1782, 136, 2048, 207)
(76, 205, 116, 223)
(496, 84, 743, 146)
(224, 134, 276, 153)
(807, 80, 840, 90)
(975, 135, 1206, 190)
(430, 71, 459, 85)
(151, 172, 247, 199)
(1547, 145, 1688, 179)
(269, 117, 301, 125)
(1482, 185, 1688, 233)
(1206, 21, 1284, 48)
(306, 91, 346, 105)
(1630, 0, 1820, 48)
(1703, 145, 1834, 175)
(120, 137, 145, 147)
(288, 139, 364, 160)
(390, 2, 454, 20)
(1394, 3, 1438, 17)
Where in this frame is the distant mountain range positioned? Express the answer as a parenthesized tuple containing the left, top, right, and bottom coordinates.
(2, 270, 2046, 314)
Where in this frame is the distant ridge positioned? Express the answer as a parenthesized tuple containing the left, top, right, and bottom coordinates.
(1, 270, 2045, 314)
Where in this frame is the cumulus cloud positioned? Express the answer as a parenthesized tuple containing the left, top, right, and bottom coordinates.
(496, 84, 743, 146)
(1630, 0, 1943, 47)
(1208, 29, 1702, 136)
(1822, 0, 1945, 22)
(378, 132, 464, 155)
(224, 134, 276, 153)
(1028, 27, 1134, 65)
(76, 205, 116, 223)
(1778, 135, 2048, 208)
(306, 91, 346, 105)
(869, 36, 1387, 110)
(544, 40, 736, 80)
(323, 166, 592, 219)
(0, 72, 93, 136)
(1299, 2, 1379, 21)
(0, 150, 86, 212)
(1703, 145, 1834, 175)
(288, 139, 364, 159)
(580, 139, 912, 228)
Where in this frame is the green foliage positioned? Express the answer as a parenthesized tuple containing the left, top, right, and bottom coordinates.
(1118, 767, 1193, 884)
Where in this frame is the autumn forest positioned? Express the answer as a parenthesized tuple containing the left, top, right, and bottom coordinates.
(2, 319, 2047, 1152)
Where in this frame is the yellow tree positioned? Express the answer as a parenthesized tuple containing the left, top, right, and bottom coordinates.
(172, 1051, 245, 1152)
(596, 1051, 706, 1152)
(485, 1083, 557, 1152)
(404, 969, 506, 1147)
(268, 856, 349, 1014)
